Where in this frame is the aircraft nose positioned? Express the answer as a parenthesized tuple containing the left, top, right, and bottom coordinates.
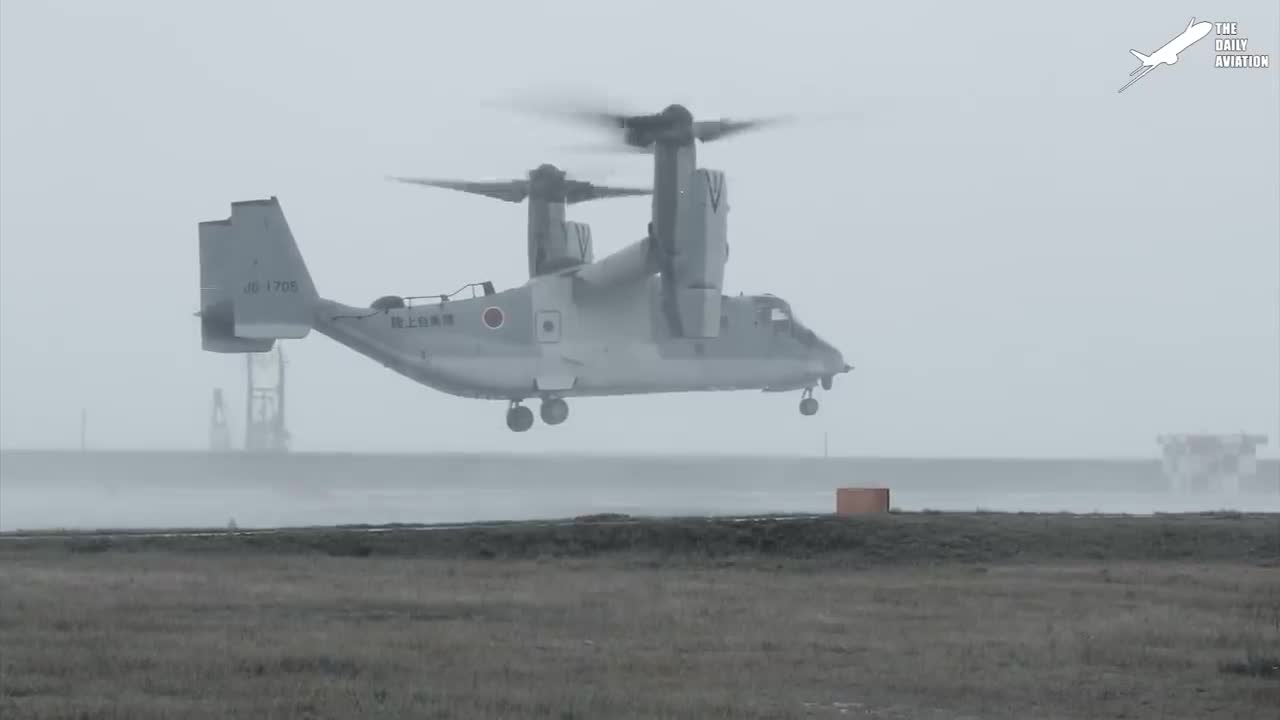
(824, 345, 849, 375)
(799, 325, 850, 375)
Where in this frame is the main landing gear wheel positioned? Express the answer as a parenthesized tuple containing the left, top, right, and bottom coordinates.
(506, 403, 534, 432)
(540, 397, 569, 425)
(799, 388, 819, 416)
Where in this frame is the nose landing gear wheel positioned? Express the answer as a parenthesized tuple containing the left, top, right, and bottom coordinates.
(506, 403, 534, 432)
(799, 387, 819, 416)
(821, 375, 833, 391)
(800, 397, 819, 416)
(540, 398, 569, 425)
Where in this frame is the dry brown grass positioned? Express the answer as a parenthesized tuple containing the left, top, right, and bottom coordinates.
(9, 511, 1278, 566)
(2, 550, 1277, 719)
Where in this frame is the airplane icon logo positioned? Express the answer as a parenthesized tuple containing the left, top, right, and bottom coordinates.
(1118, 17, 1215, 93)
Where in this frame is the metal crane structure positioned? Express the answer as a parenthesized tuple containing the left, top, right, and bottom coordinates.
(208, 388, 231, 452)
(244, 343, 290, 452)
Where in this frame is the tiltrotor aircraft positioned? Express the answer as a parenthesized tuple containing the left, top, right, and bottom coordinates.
(196, 101, 852, 431)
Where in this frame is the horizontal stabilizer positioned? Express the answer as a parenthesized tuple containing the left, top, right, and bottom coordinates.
(196, 197, 319, 352)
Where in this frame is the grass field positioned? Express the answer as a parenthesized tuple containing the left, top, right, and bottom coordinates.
(2, 513, 1278, 719)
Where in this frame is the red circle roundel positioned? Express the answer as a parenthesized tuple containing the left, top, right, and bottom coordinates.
(482, 306, 504, 329)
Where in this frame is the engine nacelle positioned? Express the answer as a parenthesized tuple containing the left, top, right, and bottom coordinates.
(670, 169, 728, 338)
(531, 214, 595, 276)
(562, 221, 594, 265)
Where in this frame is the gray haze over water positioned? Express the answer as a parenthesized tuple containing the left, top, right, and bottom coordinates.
(2, 452, 1277, 531)
(1, 1, 1277, 458)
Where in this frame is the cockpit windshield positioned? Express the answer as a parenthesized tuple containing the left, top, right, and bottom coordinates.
(750, 294, 819, 346)
(793, 321, 819, 347)
(751, 294, 793, 327)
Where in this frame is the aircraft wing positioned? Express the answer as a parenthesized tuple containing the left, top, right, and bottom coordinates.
(571, 236, 659, 292)
(390, 177, 529, 203)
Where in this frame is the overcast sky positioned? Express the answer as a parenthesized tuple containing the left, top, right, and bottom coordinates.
(1, 1, 1276, 458)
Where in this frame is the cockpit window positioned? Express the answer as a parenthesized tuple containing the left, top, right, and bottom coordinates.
(752, 295, 793, 329)
(750, 294, 820, 346)
(794, 323, 819, 346)
(757, 304, 791, 330)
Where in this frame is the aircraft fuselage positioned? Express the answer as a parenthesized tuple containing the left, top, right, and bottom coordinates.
(313, 274, 847, 401)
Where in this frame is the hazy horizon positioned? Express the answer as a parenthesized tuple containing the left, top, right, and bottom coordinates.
(2, 1, 1277, 458)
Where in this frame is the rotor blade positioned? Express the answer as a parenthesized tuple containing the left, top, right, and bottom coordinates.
(558, 142, 654, 155)
(564, 180, 652, 204)
(495, 89, 795, 149)
(487, 89, 633, 131)
(693, 115, 793, 143)
(560, 159, 620, 184)
(389, 176, 529, 203)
